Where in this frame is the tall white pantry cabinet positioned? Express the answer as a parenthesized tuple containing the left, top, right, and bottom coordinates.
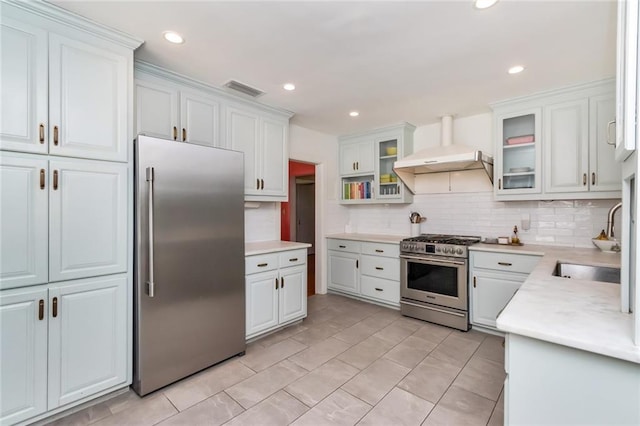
(0, 1, 141, 425)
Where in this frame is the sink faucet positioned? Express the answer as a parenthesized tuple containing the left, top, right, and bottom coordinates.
(606, 202, 622, 239)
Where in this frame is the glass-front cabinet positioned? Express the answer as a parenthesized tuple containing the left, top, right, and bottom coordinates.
(339, 123, 414, 204)
(494, 108, 542, 197)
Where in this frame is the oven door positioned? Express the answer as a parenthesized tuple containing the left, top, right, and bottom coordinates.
(400, 254, 468, 311)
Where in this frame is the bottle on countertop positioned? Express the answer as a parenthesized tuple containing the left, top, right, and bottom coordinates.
(511, 225, 520, 245)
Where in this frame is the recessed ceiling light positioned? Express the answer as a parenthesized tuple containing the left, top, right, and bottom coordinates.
(508, 65, 525, 74)
(163, 31, 184, 44)
(474, 0, 498, 9)
(349, 111, 359, 117)
(283, 83, 296, 91)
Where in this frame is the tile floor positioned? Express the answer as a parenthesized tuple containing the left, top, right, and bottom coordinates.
(49, 294, 505, 426)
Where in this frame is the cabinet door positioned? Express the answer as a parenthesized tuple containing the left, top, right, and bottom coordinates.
(48, 275, 127, 409)
(227, 106, 260, 195)
(49, 160, 127, 282)
(0, 287, 48, 425)
(356, 140, 375, 173)
(49, 33, 128, 162)
(328, 250, 359, 295)
(135, 79, 179, 141)
(180, 91, 220, 147)
(615, 0, 638, 161)
(471, 271, 523, 328)
(279, 265, 306, 324)
(0, 17, 48, 154)
(260, 117, 288, 197)
(589, 94, 620, 192)
(339, 142, 358, 175)
(494, 108, 542, 196)
(543, 99, 589, 193)
(0, 154, 48, 289)
(246, 271, 279, 338)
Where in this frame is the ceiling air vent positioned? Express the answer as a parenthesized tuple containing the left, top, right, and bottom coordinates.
(223, 80, 265, 98)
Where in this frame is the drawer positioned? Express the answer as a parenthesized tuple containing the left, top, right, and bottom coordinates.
(361, 242, 399, 258)
(278, 249, 307, 268)
(327, 238, 361, 253)
(360, 275, 400, 305)
(361, 255, 400, 281)
(245, 253, 279, 274)
(472, 251, 541, 275)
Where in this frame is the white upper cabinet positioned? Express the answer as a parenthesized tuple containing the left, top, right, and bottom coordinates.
(47, 275, 127, 409)
(180, 91, 220, 146)
(260, 117, 288, 197)
(0, 286, 48, 425)
(49, 160, 128, 282)
(227, 105, 289, 201)
(228, 106, 261, 195)
(544, 99, 589, 193)
(339, 139, 375, 175)
(0, 15, 130, 163)
(0, 154, 48, 290)
(0, 17, 48, 154)
(49, 34, 128, 162)
(589, 94, 619, 191)
(135, 79, 179, 141)
(615, 0, 638, 161)
(492, 79, 620, 201)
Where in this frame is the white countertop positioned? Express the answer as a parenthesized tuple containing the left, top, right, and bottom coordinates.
(326, 233, 407, 244)
(475, 244, 639, 364)
(245, 241, 311, 256)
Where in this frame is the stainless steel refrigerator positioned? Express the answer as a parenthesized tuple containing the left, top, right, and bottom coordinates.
(133, 135, 246, 396)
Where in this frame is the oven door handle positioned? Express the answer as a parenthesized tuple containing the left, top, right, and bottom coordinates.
(400, 254, 465, 266)
(401, 300, 466, 318)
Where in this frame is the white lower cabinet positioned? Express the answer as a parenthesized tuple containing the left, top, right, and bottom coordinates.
(469, 250, 541, 331)
(0, 286, 48, 425)
(506, 333, 640, 424)
(327, 239, 400, 307)
(245, 249, 307, 339)
(0, 275, 127, 424)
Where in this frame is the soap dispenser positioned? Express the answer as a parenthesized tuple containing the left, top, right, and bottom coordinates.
(511, 225, 520, 245)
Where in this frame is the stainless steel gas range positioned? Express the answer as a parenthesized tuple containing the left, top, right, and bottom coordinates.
(399, 234, 480, 331)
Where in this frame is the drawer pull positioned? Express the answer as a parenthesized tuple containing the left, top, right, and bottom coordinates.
(38, 300, 44, 320)
(182, 128, 187, 141)
(498, 262, 512, 266)
(52, 297, 58, 318)
(173, 126, 178, 140)
(289, 258, 298, 262)
(375, 267, 384, 270)
(39, 123, 45, 143)
(375, 249, 384, 253)
(275, 278, 279, 290)
(281, 277, 284, 288)
(339, 245, 346, 248)
(53, 170, 58, 190)
(53, 125, 59, 145)
(40, 169, 45, 190)
(374, 287, 383, 292)
(258, 263, 268, 267)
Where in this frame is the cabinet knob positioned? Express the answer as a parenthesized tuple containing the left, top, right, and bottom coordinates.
(53, 170, 59, 190)
(173, 126, 178, 141)
(52, 297, 58, 318)
(281, 277, 284, 288)
(473, 276, 476, 288)
(38, 300, 44, 320)
(39, 124, 45, 143)
(53, 125, 59, 146)
(182, 128, 187, 142)
(275, 277, 279, 290)
(592, 172, 596, 186)
(40, 169, 45, 190)
(261, 179, 264, 190)
(257, 179, 260, 190)
(583, 173, 587, 186)
(356, 161, 359, 170)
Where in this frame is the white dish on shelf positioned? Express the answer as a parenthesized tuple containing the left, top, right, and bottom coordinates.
(509, 167, 533, 173)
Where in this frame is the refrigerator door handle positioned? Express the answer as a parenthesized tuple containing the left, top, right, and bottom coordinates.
(146, 166, 155, 297)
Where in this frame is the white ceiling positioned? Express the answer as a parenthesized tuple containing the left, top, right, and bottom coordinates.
(51, 0, 617, 136)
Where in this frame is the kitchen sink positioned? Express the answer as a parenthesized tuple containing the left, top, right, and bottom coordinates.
(553, 262, 620, 284)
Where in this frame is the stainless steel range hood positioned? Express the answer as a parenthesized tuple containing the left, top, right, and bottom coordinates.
(394, 115, 493, 194)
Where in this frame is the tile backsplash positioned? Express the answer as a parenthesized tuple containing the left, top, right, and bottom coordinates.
(346, 193, 622, 248)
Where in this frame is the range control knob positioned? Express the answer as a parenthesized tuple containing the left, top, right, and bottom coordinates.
(456, 248, 464, 255)
(435, 247, 441, 253)
(443, 247, 451, 254)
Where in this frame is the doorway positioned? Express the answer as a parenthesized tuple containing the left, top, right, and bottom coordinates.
(281, 160, 316, 296)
